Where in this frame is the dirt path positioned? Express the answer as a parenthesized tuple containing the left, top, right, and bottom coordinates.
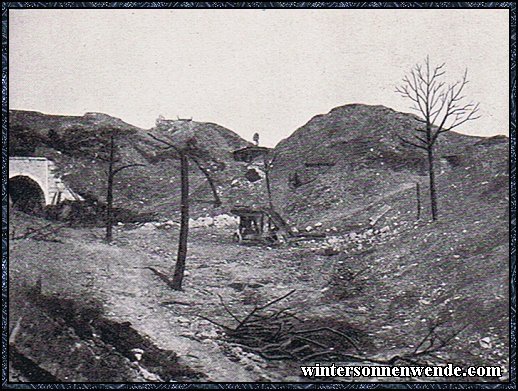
(65, 235, 266, 380)
(34, 225, 332, 381)
(9, 214, 509, 382)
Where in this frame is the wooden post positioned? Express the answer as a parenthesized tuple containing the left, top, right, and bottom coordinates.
(105, 134, 115, 243)
(416, 182, 421, 221)
(427, 146, 438, 221)
(264, 155, 274, 210)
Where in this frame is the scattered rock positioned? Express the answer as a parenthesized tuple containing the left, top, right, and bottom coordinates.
(480, 337, 492, 349)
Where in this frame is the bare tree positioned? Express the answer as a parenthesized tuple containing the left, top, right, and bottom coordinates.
(147, 132, 222, 290)
(101, 133, 145, 242)
(47, 126, 145, 241)
(396, 56, 480, 220)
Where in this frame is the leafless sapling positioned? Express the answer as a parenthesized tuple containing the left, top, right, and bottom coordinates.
(396, 56, 480, 220)
(99, 132, 145, 242)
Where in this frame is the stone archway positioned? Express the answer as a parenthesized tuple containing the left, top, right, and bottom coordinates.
(9, 157, 84, 207)
(9, 175, 46, 214)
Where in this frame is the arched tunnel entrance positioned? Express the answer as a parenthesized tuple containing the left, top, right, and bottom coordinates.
(9, 175, 45, 215)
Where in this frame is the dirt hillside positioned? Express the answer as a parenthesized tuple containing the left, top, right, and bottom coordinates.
(8, 105, 510, 382)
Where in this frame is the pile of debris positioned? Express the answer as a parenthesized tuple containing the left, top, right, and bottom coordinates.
(201, 290, 363, 362)
(189, 214, 239, 229)
(10, 222, 65, 243)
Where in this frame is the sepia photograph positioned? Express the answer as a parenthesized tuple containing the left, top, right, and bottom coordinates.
(3, 3, 514, 387)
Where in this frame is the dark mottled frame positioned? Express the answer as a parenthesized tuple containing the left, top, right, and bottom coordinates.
(1, 2, 515, 389)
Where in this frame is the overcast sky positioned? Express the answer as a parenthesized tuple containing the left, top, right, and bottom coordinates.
(9, 8, 509, 147)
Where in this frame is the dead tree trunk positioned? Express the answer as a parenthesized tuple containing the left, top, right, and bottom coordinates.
(172, 152, 189, 290)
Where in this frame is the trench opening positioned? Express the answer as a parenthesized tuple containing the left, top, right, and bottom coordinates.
(245, 168, 262, 182)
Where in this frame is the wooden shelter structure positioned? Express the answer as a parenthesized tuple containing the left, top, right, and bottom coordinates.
(233, 146, 271, 163)
(230, 207, 290, 244)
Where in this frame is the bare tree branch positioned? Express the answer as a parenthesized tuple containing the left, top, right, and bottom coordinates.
(414, 134, 428, 145)
(397, 61, 480, 149)
(147, 132, 182, 153)
(188, 155, 222, 207)
(397, 135, 428, 150)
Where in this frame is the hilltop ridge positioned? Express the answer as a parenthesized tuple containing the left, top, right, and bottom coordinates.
(8, 105, 508, 227)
